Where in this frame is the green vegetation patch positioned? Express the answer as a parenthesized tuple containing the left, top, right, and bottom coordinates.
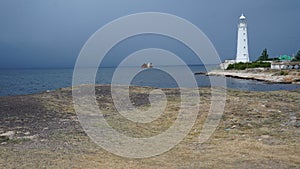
(227, 62, 271, 70)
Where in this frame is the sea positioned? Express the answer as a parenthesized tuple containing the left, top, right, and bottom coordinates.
(0, 65, 299, 96)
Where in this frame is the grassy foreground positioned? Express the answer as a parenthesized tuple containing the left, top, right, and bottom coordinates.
(0, 85, 299, 168)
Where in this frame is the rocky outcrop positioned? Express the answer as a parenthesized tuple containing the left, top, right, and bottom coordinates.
(206, 69, 300, 84)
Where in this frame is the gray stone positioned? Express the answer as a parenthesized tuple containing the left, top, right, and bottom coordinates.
(0, 131, 15, 139)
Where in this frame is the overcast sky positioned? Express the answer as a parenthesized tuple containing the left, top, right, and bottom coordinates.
(0, 0, 299, 68)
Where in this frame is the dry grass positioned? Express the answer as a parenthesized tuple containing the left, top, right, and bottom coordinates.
(0, 85, 299, 168)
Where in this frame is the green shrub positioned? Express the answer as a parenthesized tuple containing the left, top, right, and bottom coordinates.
(226, 62, 271, 70)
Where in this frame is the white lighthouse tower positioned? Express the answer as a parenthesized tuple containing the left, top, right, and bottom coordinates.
(236, 14, 250, 63)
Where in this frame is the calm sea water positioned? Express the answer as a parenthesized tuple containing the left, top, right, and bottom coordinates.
(0, 65, 299, 96)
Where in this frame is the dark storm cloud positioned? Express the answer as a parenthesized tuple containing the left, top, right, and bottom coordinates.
(0, 0, 299, 68)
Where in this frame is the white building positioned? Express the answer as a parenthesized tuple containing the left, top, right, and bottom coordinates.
(220, 60, 236, 70)
(235, 14, 250, 63)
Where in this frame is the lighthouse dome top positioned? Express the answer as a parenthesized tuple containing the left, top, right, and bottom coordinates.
(240, 14, 246, 19)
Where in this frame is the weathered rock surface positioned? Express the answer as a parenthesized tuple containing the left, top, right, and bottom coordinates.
(206, 69, 300, 83)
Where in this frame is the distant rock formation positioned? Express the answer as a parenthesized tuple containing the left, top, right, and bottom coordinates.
(141, 63, 153, 68)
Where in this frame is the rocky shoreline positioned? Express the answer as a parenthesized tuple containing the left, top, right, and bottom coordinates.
(0, 85, 299, 168)
(205, 69, 300, 84)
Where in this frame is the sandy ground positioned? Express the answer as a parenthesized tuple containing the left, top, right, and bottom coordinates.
(0, 85, 299, 168)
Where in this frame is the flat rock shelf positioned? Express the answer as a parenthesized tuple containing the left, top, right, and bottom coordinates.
(206, 69, 300, 84)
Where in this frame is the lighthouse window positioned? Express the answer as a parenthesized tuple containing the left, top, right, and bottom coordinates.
(244, 46, 246, 49)
(244, 39, 246, 41)
(243, 33, 246, 35)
